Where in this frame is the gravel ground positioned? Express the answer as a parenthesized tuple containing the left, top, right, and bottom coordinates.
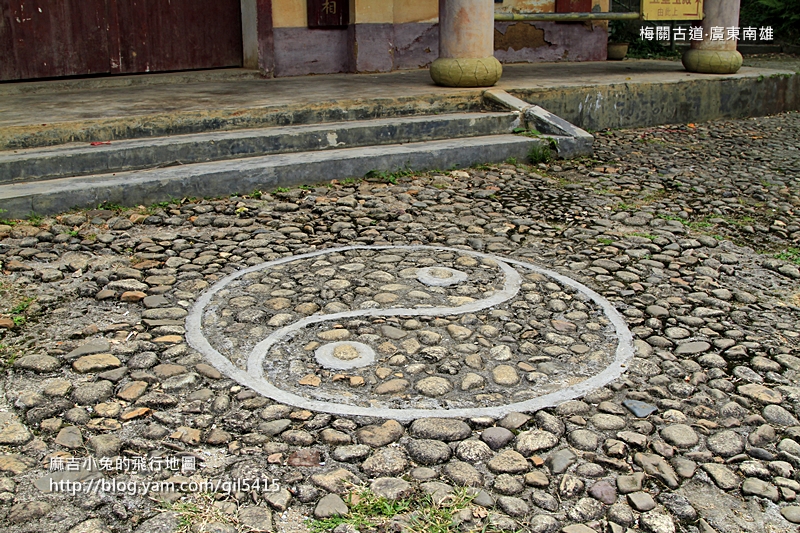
(0, 110, 799, 533)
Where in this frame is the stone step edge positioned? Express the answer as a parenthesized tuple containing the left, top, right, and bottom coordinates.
(0, 112, 519, 184)
(0, 134, 543, 218)
(0, 92, 488, 152)
(483, 89, 594, 158)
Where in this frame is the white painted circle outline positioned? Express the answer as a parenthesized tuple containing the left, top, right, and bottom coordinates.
(186, 245, 635, 421)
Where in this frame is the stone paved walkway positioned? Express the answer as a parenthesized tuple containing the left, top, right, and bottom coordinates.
(0, 111, 799, 533)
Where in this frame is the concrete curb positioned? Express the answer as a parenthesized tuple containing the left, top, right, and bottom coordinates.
(0, 135, 539, 218)
(507, 71, 800, 131)
(483, 89, 594, 158)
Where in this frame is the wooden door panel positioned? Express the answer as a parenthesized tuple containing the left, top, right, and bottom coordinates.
(0, 0, 242, 81)
(1, 0, 113, 79)
(115, 0, 243, 74)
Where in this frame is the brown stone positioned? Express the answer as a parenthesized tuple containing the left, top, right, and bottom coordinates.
(195, 363, 222, 379)
(117, 381, 148, 401)
(318, 329, 350, 341)
(54, 426, 83, 449)
(0, 317, 15, 329)
(171, 426, 201, 444)
(72, 354, 121, 373)
(299, 374, 321, 386)
(356, 420, 404, 447)
(287, 449, 321, 467)
(738, 383, 783, 404)
(153, 364, 187, 379)
(120, 291, 147, 302)
(0, 455, 30, 474)
(0, 412, 33, 445)
(120, 407, 152, 420)
(86, 418, 122, 431)
(375, 379, 409, 394)
(5, 260, 30, 271)
(94, 402, 122, 417)
(132, 260, 161, 270)
(153, 335, 182, 344)
(205, 428, 231, 445)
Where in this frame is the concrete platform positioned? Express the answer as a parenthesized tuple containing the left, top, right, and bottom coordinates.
(1, 60, 798, 150)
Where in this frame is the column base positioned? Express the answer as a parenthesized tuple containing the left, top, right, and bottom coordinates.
(682, 49, 743, 74)
(430, 56, 502, 87)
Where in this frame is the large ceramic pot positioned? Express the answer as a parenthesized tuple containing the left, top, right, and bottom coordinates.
(607, 42, 629, 60)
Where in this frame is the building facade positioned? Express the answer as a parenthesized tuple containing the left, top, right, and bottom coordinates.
(1, 0, 609, 81)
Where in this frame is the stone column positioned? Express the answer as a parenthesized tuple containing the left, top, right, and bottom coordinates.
(682, 0, 742, 74)
(430, 0, 502, 87)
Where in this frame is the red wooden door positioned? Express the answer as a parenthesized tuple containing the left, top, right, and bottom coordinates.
(1, 0, 242, 81)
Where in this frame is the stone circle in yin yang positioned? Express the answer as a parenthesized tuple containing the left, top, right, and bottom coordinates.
(186, 245, 634, 420)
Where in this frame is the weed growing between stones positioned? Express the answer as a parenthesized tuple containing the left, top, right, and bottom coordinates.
(0, 344, 19, 369)
(168, 493, 238, 533)
(364, 168, 415, 185)
(0, 278, 34, 327)
(97, 201, 126, 212)
(148, 198, 181, 212)
(528, 143, 553, 165)
(0, 209, 17, 226)
(307, 486, 499, 533)
(775, 247, 800, 265)
(512, 127, 542, 138)
(8, 297, 33, 326)
(26, 212, 44, 226)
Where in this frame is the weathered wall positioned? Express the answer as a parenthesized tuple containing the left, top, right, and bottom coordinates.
(394, 23, 439, 69)
(272, 0, 349, 75)
(495, 0, 557, 14)
(494, 21, 606, 62)
(269, 0, 610, 76)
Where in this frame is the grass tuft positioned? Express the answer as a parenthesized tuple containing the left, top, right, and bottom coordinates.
(775, 248, 800, 265)
(168, 493, 238, 533)
(365, 168, 415, 185)
(528, 143, 553, 165)
(307, 486, 504, 533)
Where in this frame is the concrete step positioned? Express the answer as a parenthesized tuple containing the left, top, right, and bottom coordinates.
(0, 112, 518, 184)
(0, 134, 540, 218)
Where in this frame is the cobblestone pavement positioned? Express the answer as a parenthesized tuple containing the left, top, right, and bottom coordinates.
(0, 110, 799, 533)
(741, 53, 800, 72)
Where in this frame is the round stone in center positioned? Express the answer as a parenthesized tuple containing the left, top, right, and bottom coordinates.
(416, 266, 468, 287)
(333, 344, 360, 361)
(315, 341, 376, 370)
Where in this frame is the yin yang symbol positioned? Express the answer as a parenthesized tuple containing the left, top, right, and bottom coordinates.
(186, 245, 634, 420)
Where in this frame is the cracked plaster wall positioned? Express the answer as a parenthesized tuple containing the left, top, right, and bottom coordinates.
(269, 0, 608, 76)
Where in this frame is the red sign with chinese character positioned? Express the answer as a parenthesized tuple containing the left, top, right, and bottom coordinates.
(555, 0, 593, 12)
(308, 0, 349, 28)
